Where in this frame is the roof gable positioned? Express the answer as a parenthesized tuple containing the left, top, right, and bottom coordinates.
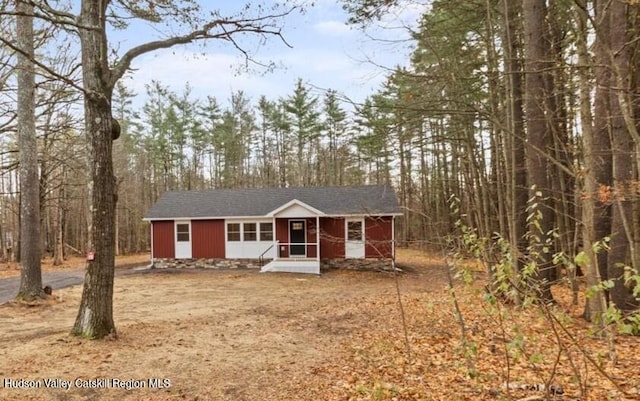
(266, 199, 326, 217)
(144, 185, 402, 220)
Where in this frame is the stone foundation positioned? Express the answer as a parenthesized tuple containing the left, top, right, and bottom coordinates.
(152, 257, 395, 271)
(152, 258, 262, 269)
(321, 258, 395, 271)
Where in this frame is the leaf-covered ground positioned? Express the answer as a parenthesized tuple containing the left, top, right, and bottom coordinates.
(0, 253, 150, 279)
(0, 249, 638, 400)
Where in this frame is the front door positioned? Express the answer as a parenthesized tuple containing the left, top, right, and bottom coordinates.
(289, 220, 306, 257)
(345, 219, 365, 258)
(175, 221, 192, 259)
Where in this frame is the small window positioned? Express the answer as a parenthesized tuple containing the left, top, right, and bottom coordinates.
(260, 222, 273, 241)
(347, 221, 363, 241)
(176, 223, 190, 242)
(227, 223, 241, 241)
(291, 222, 303, 231)
(244, 223, 257, 241)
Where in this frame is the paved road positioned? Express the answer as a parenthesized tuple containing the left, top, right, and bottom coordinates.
(0, 264, 150, 305)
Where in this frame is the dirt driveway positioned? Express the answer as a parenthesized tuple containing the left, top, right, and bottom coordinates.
(0, 252, 448, 401)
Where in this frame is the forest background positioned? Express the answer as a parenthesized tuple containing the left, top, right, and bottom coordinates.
(1, 0, 639, 324)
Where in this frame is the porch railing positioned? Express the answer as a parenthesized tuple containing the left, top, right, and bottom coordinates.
(258, 241, 278, 268)
(275, 242, 318, 259)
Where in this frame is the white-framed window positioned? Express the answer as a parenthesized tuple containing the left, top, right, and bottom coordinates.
(244, 223, 257, 241)
(227, 221, 274, 243)
(226, 220, 276, 259)
(176, 223, 190, 242)
(260, 222, 273, 241)
(227, 223, 241, 241)
(347, 220, 363, 241)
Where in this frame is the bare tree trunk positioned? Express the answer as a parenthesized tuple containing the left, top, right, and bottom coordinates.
(607, 0, 636, 311)
(503, 0, 528, 284)
(52, 166, 65, 266)
(523, 0, 555, 302)
(592, 0, 613, 308)
(574, 0, 607, 324)
(0, 152, 6, 262)
(547, 1, 574, 270)
(16, 0, 44, 301)
(72, 1, 117, 338)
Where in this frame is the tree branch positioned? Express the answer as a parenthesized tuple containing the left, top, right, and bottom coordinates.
(110, 9, 296, 86)
(0, 35, 87, 95)
(0, 3, 94, 33)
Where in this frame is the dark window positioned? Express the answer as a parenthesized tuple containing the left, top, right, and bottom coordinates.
(260, 223, 273, 241)
(244, 223, 257, 241)
(176, 223, 190, 242)
(347, 221, 363, 241)
(227, 223, 241, 241)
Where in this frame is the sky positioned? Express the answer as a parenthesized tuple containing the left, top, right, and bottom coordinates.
(108, 1, 426, 110)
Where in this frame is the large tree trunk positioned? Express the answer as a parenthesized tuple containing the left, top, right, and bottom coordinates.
(607, 0, 636, 311)
(502, 0, 528, 286)
(71, 0, 117, 338)
(16, 0, 44, 301)
(574, 0, 607, 324)
(52, 166, 65, 266)
(591, 0, 614, 311)
(523, 0, 555, 302)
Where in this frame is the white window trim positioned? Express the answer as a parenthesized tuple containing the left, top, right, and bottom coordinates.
(175, 221, 191, 243)
(225, 220, 274, 243)
(226, 222, 242, 242)
(345, 218, 365, 242)
(243, 222, 258, 242)
(225, 219, 276, 259)
(174, 220, 192, 259)
(259, 221, 274, 242)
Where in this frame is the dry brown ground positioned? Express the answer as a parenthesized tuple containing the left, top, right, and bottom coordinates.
(0, 254, 150, 279)
(0, 249, 638, 401)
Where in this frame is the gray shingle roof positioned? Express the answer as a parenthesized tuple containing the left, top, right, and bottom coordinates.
(144, 185, 401, 220)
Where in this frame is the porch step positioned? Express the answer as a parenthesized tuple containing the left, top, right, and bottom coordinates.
(260, 259, 320, 275)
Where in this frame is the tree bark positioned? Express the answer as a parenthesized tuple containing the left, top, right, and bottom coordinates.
(592, 0, 614, 308)
(574, 0, 607, 324)
(52, 165, 65, 266)
(71, 0, 117, 338)
(16, 0, 44, 301)
(607, 0, 636, 311)
(523, 0, 555, 302)
(502, 0, 528, 288)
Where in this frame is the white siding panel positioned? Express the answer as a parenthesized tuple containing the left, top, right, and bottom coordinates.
(274, 203, 319, 218)
(226, 241, 276, 259)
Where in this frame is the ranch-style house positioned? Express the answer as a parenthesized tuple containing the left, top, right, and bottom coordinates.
(143, 185, 402, 274)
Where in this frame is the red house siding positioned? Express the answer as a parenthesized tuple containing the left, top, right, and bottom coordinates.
(306, 218, 317, 258)
(152, 221, 175, 258)
(365, 216, 393, 258)
(192, 220, 225, 258)
(320, 217, 345, 258)
(275, 218, 289, 257)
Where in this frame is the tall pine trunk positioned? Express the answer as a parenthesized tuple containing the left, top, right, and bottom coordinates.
(523, 0, 555, 302)
(16, 0, 44, 301)
(607, 0, 636, 311)
(574, 0, 607, 324)
(502, 0, 528, 283)
(592, 0, 614, 308)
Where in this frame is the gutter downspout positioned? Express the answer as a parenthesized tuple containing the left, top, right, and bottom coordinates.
(149, 221, 155, 269)
(392, 216, 396, 270)
(316, 215, 320, 274)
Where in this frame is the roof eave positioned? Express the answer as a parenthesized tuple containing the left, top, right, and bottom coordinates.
(265, 199, 327, 217)
(143, 211, 403, 221)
